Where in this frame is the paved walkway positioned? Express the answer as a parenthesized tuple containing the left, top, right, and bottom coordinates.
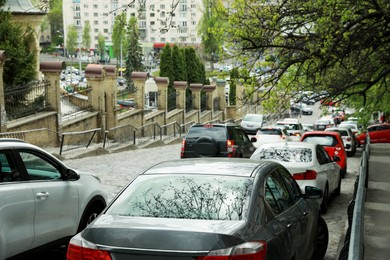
(364, 143, 390, 259)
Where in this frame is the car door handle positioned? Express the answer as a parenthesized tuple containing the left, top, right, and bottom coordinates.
(36, 192, 50, 200)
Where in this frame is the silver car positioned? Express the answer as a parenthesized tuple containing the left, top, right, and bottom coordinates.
(240, 114, 268, 134)
(0, 139, 107, 260)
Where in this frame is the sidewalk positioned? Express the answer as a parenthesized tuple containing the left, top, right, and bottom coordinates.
(364, 143, 390, 259)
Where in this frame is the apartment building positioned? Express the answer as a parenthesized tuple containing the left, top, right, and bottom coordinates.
(62, 0, 204, 59)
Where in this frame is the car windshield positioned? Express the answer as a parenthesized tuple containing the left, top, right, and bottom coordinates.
(252, 147, 313, 163)
(276, 123, 299, 130)
(316, 120, 331, 124)
(302, 135, 338, 146)
(107, 174, 253, 221)
(186, 125, 227, 141)
(339, 123, 357, 129)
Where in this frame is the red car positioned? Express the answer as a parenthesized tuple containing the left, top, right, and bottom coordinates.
(301, 131, 348, 178)
(356, 123, 390, 146)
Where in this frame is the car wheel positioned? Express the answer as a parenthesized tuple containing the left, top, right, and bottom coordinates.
(334, 175, 341, 197)
(341, 168, 347, 178)
(78, 203, 105, 232)
(312, 217, 329, 260)
(320, 185, 329, 214)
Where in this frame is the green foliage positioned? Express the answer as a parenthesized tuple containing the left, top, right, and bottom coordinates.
(0, 10, 37, 86)
(112, 13, 128, 64)
(159, 44, 174, 89)
(97, 33, 105, 57)
(172, 45, 186, 82)
(185, 47, 199, 84)
(66, 25, 78, 56)
(48, 0, 63, 45)
(82, 21, 91, 51)
(224, 0, 390, 114)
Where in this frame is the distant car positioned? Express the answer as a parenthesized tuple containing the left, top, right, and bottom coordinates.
(301, 131, 348, 178)
(314, 118, 334, 131)
(181, 123, 257, 158)
(303, 123, 315, 132)
(240, 114, 268, 135)
(356, 123, 390, 146)
(117, 99, 136, 108)
(66, 158, 329, 260)
(275, 120, 304, 140)
(251, 142, 341, 213)
(0, 138, 107, 260)
(254, 125, 292, 147)
(325, 127, 357, 156)
(301, 104, 314, 115)
(339, 121, 360, 136)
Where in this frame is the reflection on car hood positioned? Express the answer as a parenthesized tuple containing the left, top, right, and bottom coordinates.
(83, 214, 247, 251)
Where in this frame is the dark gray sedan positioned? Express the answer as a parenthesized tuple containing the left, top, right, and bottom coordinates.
(66, 158, 328, 260)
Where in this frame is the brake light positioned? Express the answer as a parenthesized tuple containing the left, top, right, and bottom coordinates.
(197, 241, 267, 260)
(346, 137, 351, 141)
(293, 170, 317, 180)
(227, 139, 236, 157)
(180, 139, 186, 158)
(67, 234, 112, 260)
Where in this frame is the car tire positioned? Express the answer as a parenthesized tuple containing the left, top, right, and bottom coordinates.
(320, 185, 329, 214)
(334, 175, 341, 197)
(312, 216, 329, 260)
(341, 168, 347, 178)
(77, 202, 105, 232)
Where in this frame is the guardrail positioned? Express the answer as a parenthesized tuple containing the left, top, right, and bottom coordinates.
(338, 133, 370, 260)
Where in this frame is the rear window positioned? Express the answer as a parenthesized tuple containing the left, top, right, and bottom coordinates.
(243, 114, 263, 122)
(302, 135, 338, 146)
(330, 130, 348, 136)
(276, 123, 299, 130)
(252, 147, 313, 163)
(107, 174, 253, 220)
(258, 129, 282, 135)
(186, 125, 227, 141)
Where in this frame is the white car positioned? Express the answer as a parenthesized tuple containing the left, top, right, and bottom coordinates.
(0, 139, 108, 260)
(275, 120, 305, 141)
(254, 126, 293, 147)
(250, 141, 341, 213)
(325, 127, 357, 156)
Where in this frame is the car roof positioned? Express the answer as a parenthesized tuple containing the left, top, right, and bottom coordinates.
(141, 158, 277, 178)
(302, 131, 340, 137)
(257, 141, 316, 149)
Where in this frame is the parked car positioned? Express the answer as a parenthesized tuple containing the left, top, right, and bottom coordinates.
(240, 113, 268, 134)
(0, 138, 107, 260)
(356, 123, 390, 146)
(251, 142, 341, 213)
(275, 120, 305, 140)
(325, 127, 357, 156)
(314, 118, 334, 131)
(254, 125, 292, 147)
(66, 158, 329, 260)
(301, 103, 314, 115)
(303, 123, 315, 132)
(301, 131, 348, 178)
(181, 123, 257, 158)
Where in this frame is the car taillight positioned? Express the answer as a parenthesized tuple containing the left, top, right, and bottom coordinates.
(227, 139, 236, 157)
(180, 139, 186, 158)
(346, 137, 351, 141)
(197, 241, 267, 260)
(67, 234, 112, 260)
(293, 170, 317, 180)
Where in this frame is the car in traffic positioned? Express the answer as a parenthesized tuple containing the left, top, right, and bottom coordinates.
(240, 113, 268, 134)
(339, 121, 360, 136)
(325, 127, 357, 156)
(314, 118, 334, 131)
(180, 123, 257, 158)
(250, 142, 341, 213)
(303, 123, 315, 132)
(254, 125, 292, 147)
(301, 131, 348, 178)
(301, 103, 314, 115)
(66, 158, 329, 260)
(356, 123, 390, 146)
(0, 138, 107, 260)
(275, 119, 305, 140)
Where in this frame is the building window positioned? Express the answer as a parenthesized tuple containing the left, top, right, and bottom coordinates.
(94, 28, 99, 32)
(104, 28, 108, 33)
(150, 4, 155, 10)
(94, 20, 99, 25)
(171, 37, 175, 42)
(191, 21, 196, 26)
(84, 12, 89, 17)
(191, 13, 196, 17)
(160, 4, 165, 9)
(93, 4, 98, 8)
(75, 6, 80, 11)
(84, 4, 88, 8)
(191, 38, 196, 42)
(160, 12, 165, 18)
(161, 37, 166, 42)
(150, 13, 155, 17)
(150, 21, 155, 25)
(151, 37, 155, 42)
(103, 21, 108, 25)
(94, 13, 98, 17)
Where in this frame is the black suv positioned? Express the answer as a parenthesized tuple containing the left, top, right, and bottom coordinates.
(181, 123, 257, 158)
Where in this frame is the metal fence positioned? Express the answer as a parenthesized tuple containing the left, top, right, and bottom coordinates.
(4, 80, 50, 120)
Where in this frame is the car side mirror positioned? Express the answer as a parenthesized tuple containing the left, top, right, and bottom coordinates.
(65, 169, 80, 181)
(304, 186, 323, 199)
(333, 155, 341, 162)
(250, 137, 257, 142)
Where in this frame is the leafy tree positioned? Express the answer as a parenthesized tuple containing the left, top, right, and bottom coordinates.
(185, 47, 199, 84)
(97, 33, 106, 62)
(47, 0, 63, 46)
(124, 17, 144, 92)
(172, 45, 185, 82)
(112, 13, 128, 68)
(66, 25, 78, 57)
(82, 21, 91, 52)
(198, 0, 226, 71)
(223, 0, 390, 115)
(0, 7, 37, 86)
